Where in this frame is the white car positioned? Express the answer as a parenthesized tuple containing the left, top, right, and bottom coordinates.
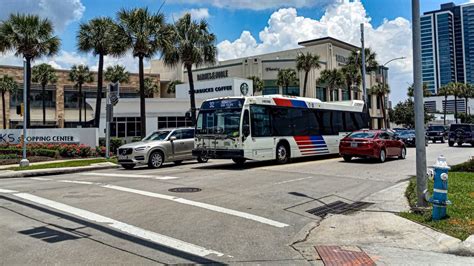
(117, 128, 208, 169)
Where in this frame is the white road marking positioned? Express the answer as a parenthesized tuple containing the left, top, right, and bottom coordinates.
(26, 178, 290, 228)
(0, 188, 17, 193)
(30, 177, 53, 181)
(102, 184, 289, 228)
(11, 192, 224, 257)
(275, 176, 315, 185)
(80, 172, 180, 180)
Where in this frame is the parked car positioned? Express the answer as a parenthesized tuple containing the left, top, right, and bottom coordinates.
(393, 127, 408, 133)
(426, 125, 447, 143)
(448, 124, 474, 147)
(396, 130, 428, 147)
(339, 130, 406, 163)
(117, 128, 208, 169)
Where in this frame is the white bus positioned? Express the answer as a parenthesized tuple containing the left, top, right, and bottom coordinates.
(192, 95, 368, 165)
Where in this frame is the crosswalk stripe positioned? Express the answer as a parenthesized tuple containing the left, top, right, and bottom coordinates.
(80, 172, 180, 180)
(8, 191, 225, 258)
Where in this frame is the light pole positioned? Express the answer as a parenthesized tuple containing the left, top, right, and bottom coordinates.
(361, 24, 370, 128)
(382, 56, 406, 128)
(20, 59, 29, 167)
(412, 0, 428, 207)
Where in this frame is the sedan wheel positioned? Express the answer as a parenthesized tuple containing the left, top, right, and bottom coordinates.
(148, 151, 164, 169)
(399, 147, 406, 159)
(379, 149, 386, 163)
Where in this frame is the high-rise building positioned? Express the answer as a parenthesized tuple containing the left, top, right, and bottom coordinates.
(421, 2, 474, 94)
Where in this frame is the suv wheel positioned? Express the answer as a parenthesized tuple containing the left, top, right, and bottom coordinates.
(148, 151, 164, 168)
(378, 149, 386, 163)
(276, 143, 290, 164)
(197, 156, 208, 163)
(457, 142, 463, 146)
(343, 155, 352, 162)
(449, 141, 454, 147)
(399, 147, 406, 159)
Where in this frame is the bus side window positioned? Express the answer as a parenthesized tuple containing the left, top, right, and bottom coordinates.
(272, 107, 292, 136)
(291, 108, 308, 136)
(306, 109, 320, 135)
(317, 110, 334, 135)
(332, 111, 344, 134)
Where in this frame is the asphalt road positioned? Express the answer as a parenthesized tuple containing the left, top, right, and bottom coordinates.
(0, 143, 471, 264)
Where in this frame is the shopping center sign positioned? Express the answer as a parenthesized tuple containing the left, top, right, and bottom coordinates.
(0, 128, 98, 147)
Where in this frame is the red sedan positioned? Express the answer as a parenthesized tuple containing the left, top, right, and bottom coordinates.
(339, 130, 406, 163)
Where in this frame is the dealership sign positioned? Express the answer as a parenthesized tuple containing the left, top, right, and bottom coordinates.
(176, 77, 253, 99)
(0, 128, 99, 147)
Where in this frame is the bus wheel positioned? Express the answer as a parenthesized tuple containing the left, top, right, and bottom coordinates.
(276, 143, 290, 164)
(232, 158, 246, 165)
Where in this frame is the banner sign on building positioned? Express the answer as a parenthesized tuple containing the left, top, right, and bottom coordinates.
(197, 70, 229, 81)
(176, 77, 253, 99)
(0, 128, 99, 147)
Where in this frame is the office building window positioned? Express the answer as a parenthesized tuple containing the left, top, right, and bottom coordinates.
(262, 87, 279, 95)
(283, 86, 299, 96)
(110, 117, 141, 137)
(316, 86, 326, 101)
(157, 116, 193, 129)
(10, 85, 56, 108)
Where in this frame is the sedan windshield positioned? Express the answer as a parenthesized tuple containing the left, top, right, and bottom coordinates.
(348, 132, 376, 139)
(142, 131, 171, 141)
(196, 109, 242, 137)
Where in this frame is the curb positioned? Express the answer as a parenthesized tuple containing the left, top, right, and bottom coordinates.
(0, 163, 119, 179)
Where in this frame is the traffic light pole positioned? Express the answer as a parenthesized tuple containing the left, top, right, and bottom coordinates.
(105, 88, 111, 160)
(20, 59, 29, 167)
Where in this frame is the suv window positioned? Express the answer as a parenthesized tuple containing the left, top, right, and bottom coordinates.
(450, 124, 472, 131)
(170, 130, 183, 140)
(428, 126, 445, 131)
(181, 129, 195, 139)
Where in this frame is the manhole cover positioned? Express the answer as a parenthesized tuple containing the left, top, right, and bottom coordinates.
(168, 187, 202, 193)
(315, 245, 375, 266)
(307, 201, 373, 218)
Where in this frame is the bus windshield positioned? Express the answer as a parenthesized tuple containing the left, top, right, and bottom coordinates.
(196, 109, 242, 137)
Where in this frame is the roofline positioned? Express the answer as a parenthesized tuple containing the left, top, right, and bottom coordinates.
(298, 37, 360, 50)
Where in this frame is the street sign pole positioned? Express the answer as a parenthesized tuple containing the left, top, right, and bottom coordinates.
(105, 82, 119, 159)
(20, 59, 29, 167)
(412, 0, 428, 207)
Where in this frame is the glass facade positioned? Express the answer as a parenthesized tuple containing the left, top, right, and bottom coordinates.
(157, 116, 193, 129)
(421, 15, 437, 94)
(436, 13, 456, 88)
(110, 117, 142, 138)
(463, 5, 474, 84)
(10, 85, 56, 108)
(316, 86, 326, 101)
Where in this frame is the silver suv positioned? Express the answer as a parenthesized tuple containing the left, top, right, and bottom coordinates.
(117, 128, 208, 169)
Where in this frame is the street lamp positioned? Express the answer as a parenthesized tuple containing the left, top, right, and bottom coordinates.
(382, 56, 406, 128)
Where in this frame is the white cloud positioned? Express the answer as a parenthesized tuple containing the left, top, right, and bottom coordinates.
(174, 0, 338, 10)
(0, 0, 85, 32)
(175, 8, 210, 20)
(217, 0, 413, 104)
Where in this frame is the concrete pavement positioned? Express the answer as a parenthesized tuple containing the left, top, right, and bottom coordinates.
(0, 143, 472, 264)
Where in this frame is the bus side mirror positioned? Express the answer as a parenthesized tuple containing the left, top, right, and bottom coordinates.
(185, 111, 191, 120)
(243, 124, 250, 137)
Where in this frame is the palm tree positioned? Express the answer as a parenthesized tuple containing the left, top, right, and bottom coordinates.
(407, 83, 432, 98)
(438, 85, 451, 125)
(247, 76, 263, 95)
(341, 64, 361, 100)
(117, 8, 169, 138)
(77, 17, 125, 128)
(143, 77, 159, 97)
(32, 63, 57, 125)
(369, 83, 390, 128)
(162, 13, 216, 126)
(69, 65, 94, 126)
(348, 48, 379, 73)
(277, 69, 299, 95)
(317, 69, 344, 101)
(0, 75, 19, 129)
(166, 80, 183, 94)
(296, 52, 320, 97)
(460, 83, 473, 115)
(0, 14, 60, 127)
(449, 82, 465, 123)
(104, 65, 130, 84)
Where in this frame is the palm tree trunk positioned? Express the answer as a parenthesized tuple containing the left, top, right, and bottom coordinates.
(2, 91, 6, 129)
(466, 97, 469, 115)
(443, 95, 447, 125)
(186, 64, 197, 126)
(94, 54, 104, 128)
(42, 84, 46, 125)
(303, 71, 308, 97)
(26, 58, 31, 128)
(455, 95, 458, 123)
(139, 56, 146, 138)
(78, 83, 82, 126)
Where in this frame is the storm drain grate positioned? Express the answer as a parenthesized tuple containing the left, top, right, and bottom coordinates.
(315, 245, 375, 266)
(306, 201, 373, 218)
(168, 187, 202, 193)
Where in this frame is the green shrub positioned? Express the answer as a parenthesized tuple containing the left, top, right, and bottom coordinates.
(99, 137, 123, 153)
(450, 159, 474, 172)
(0, 154, 19, 159)
(0, 147, 21, 155)
(33, 149, 58, 158)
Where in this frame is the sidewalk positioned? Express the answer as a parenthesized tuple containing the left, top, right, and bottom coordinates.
(292, 181, 474, 265)
(0, 157, 108, 170)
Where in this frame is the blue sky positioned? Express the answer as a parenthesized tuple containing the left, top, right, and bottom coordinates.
(1, 0, 473, 103)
